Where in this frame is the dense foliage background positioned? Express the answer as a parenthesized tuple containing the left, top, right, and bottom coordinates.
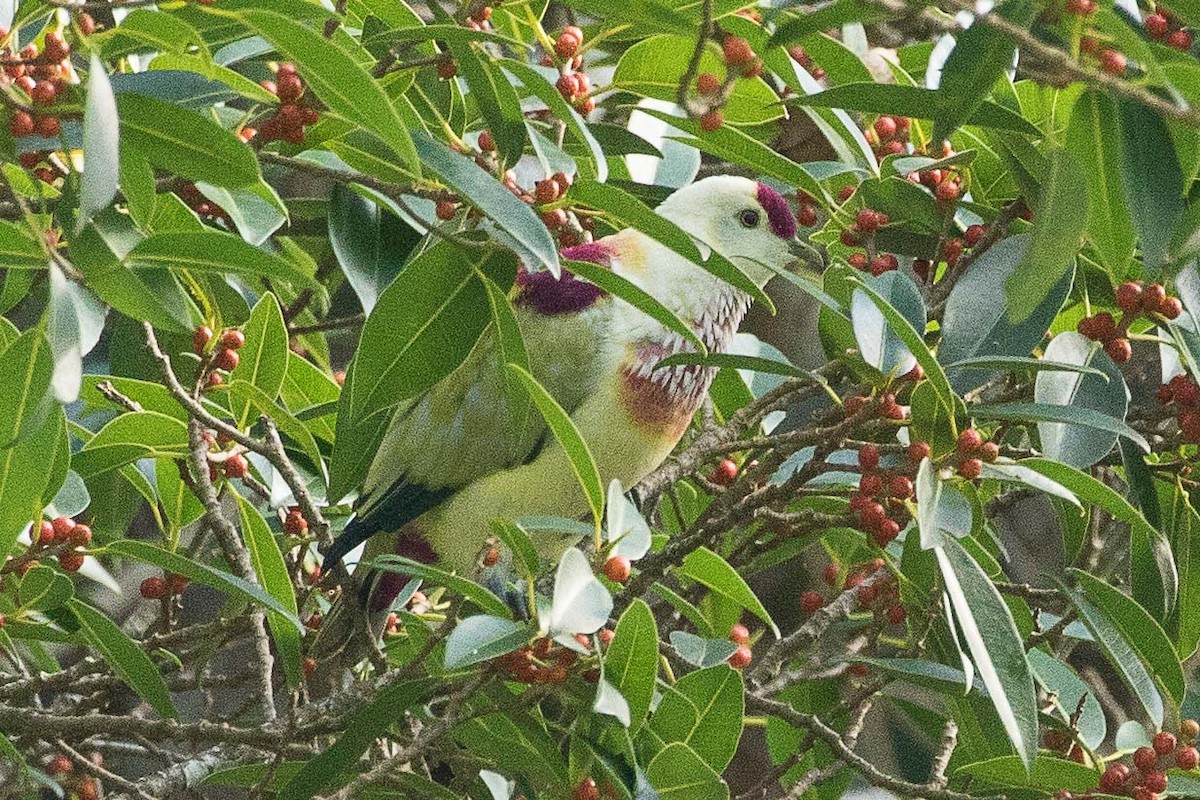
(1, 0, 1200, 798)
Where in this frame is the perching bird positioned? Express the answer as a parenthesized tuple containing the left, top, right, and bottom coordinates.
(322, 175, 804, 618)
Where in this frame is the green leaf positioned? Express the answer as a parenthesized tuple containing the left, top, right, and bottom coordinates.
(68, 598, 176, 719)
(915, 457, 974, 548)
(156, 458, 204, 532)
(679, 547, 778, 637)
(0, 406, 65, 566)
(342, 242, 515, 426)
(117, 93, 260, 188)
(1118, 99, 1184, 274)
(234, 494, 302, 688)
(72, 411, 190, 478)
(1019, 458, 1177, 614)
(228, 293, 289, 428)
(606, 599, 659, 733)
(107, 540, 304, 629)
(328, 185, 417, 315)
(570, 180, 771, 311)
(240, 10, 418, 173)
(448, 40, 526, 165)
(768, 2, 900, 46)
(562, 258, 706, 354)
(225, 380, 324, 478)
(18, 564, 74, 611)
(1005, 148, 1087, 323)
(1168, 485, 1200, 658)
(1069, 568, 1185, 706)
(849, 276, 955, 417)
(973, 403, 1146, 453)
(933, 0, 1034, 142)
(936, 537, 1039, 770)
(410, 131, 559, 274)
(850, 270, 925, 376)
(479, 269, 534, 458)
(488, 518, 540, 581)
(956, 755, 1101, 792)
(944, 356, 1105, 379)
(1065, 90, 1134, 272)
(645, 742, 729, 800)
(79, 54, 120, 233)
(1060, 580, 1165, 726)
(668, 630, 737, 666)
(785, 83, 1042, 137)
(1032, 333, 1130, 469)
(443, 614, 528, 669)
(505, 364, 605, 530)
(125, 230, 315, 289)
(649, 664, 744, 772)
(371, 555, 513, 619)
(0, 220, 47, 269)
(614, 35, 782, 126)
(939, 234, 1073, 394)
(276, 680, 432, 800)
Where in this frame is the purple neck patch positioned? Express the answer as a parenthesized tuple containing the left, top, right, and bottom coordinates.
(515, 242, 611, 315)
(756, 182, 797, 240)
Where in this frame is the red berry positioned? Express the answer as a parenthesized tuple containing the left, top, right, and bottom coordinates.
(436, 57, 458, 79)
(729, 623, 750, 644)
(302, 657, 317, 678)
(711, 458, 738, 486)
(478, 129, 495, 152)
(856, 209, 880, 232)
(1099, 49, 1127, 75)
(69, 524, 92, 548)
(908, 441, 931, 463)
(1105, 337, 1132, 364)
(728, 644, 752, 669)
(573, 778, 600, 800)
(284, 511, 308, 536)
(860, 502, 886, 529)
(956, 429, 983, 454)
(1177, 746, 1200, 770)
(9, 111, 33, 137)
(859, 473, 883, 496)
(214, 348, 240, 371)
(722, 36, 754, 66)
(978, 442, 1000, 463)
(1160, 297, 1183, 320)
(276, 73, 304, 103)
(35, 115, 60, 138)
(1116, 281, 1143, 313)
(482, 547, 500, 567)
(1101, 764, 1130, 793)
(1135, 747, 1159, 771)
(942, 237, 964, 267)
(847, 252, 867, 271)
(699, 109, 724, 132)
(889, 475, 914, 499)
(435, 200, 458, 220)
(1143, 283, 1168, 313)
(697, 72, 721, 95)
(59, 551, 84, 572)
(1180, 409, 1200, 442)
(964, 224, 987, 247)
(873, 116, 897, 141)
(1184, 719, 1200, 740)
(935, 180, 960, 205)
(958, 459, 982, 480)
(1168, 29, 1194, 50)
(603, 555, 631, 583)
(46, 754, 72, 776)
(1155, 731, 1178, 755)
(1144, 772, 1168, 793)
(1146, 12, 1170, 36)
(534, 179, 561, 205)
(869, 254, 898, 276)
(887, 604, 906, 625)
(220, 329, 245, 350)
(193, 327, 214, 356)
(36, 519, 55, 546)
(140, 576, 167, 600)
(555, 32, 580, 59)
(858, 444, 880, 470)
(822, 563, 840, 586)
(874, 519, 901, 546)
(52, 516, 75, 539)
(798, 204, 817, 227)
(837, 185, 855, 203)
(224, 454, 248, 478)
(30, 81, 56, 105)
(800, 590, 824, 614)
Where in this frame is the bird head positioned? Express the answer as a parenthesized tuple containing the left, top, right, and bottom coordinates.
(655, 175, 800, 288)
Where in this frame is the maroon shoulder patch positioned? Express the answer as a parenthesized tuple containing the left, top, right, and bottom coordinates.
(756, 182, 797, 240)
(369, 530, 438, 612)
(515, 242, 611, 315)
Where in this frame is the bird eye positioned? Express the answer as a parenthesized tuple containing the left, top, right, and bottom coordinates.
(738, 209, 761, 228)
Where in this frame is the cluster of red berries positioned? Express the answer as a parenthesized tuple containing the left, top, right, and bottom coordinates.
(1077, 281, 1181, 364)
(46, 752, 102, 800)
(550, 26, 594, 115)
(844, 391, 907, 421)
(463, 3, 494, 30)
(954, 428, 998, 480)
(1082, 726, 1200, 800)
(493, 634, 591, 684)
(1145, 8, 1194, 50)
(727, 622, 754, 669)
(848, 443, 921, 547)
(794, 190, 819, 228)
(803, 559, 906, 624)
(139, 572, 190, 600)
(21, 516, 91, 574)
(3, 29, 71, 141)
(194, 324, 246, 385)
(864, 115, 911, 159)
(693, 35, 762, 132)
(257, 63, 319, 144)
(1157, 373, 1200, 442)
(18, 148, 65, 185)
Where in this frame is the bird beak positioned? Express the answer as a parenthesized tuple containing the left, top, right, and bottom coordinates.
(787, 236, 824, 275)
